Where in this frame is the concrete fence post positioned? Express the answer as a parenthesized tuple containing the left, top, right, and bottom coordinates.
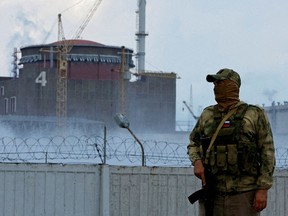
(100, 165, 110, 216)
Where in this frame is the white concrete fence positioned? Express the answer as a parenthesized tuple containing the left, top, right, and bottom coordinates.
(0, 163, 286, 216)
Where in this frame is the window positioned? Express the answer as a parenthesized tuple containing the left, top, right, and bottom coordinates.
(0, 86, 4, 96)
(4, 98, 8, 114)
(10, 97, 16, 113)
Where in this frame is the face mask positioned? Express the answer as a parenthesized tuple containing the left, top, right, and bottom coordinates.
(213, 80, 240, 112)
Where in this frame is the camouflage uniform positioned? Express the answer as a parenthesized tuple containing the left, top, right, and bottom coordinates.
(187, 101, 275, 192)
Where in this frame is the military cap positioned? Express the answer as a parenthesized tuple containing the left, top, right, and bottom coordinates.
(206, 68, 241, 87)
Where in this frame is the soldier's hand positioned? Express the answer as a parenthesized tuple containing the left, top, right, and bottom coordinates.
(193, 160, 206, 186)
(253, 189, 267, 212)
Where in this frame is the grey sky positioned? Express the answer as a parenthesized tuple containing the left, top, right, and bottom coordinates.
(1, 0, 288, 121)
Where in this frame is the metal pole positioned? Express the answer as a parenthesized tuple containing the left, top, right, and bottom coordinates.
(103, 125, 107, 164)
(127, 127, 145, 166)
(45, 152, 48, 163)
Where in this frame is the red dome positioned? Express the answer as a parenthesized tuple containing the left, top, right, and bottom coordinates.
(50, 39, 105, 46)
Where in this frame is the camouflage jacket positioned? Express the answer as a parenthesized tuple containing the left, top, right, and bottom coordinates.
(187, 101, 275, 192)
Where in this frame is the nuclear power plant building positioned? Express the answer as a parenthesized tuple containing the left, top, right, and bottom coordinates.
(0, 40, 176, 135)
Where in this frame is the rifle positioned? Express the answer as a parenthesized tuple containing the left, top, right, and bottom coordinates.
(188, 164, 214, 216)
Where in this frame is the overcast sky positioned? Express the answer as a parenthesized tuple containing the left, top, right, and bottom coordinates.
(1, 0, 288, 121)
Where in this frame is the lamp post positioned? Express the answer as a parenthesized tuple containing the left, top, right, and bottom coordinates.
(114, 113, 145, 166)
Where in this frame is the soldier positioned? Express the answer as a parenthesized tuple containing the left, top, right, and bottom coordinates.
(187, 68, 275, 216)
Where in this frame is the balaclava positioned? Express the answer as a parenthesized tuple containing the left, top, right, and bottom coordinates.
(213, 79, 240, 112)
(206, 68, 241, 112)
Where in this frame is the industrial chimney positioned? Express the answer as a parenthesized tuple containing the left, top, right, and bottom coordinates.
(135, 0, 148, 73)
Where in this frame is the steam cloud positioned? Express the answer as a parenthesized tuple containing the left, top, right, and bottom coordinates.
(8, 10, 49, 48)
(262, 89, 277, 102)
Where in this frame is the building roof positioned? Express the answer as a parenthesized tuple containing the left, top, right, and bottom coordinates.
(50, 39, 105, 47)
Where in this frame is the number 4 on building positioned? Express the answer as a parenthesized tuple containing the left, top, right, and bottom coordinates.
(35, 71, 47, 86)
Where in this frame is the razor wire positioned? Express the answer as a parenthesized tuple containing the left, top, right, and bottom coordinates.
(0, 135, 287, 168)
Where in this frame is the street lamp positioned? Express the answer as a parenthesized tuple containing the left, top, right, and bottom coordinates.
(114, 113, 145, 166)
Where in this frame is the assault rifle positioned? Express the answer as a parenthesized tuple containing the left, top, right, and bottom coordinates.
(188, 164, 215, 216)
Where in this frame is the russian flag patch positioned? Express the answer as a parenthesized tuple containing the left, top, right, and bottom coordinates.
(223, 121, 230, 128)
